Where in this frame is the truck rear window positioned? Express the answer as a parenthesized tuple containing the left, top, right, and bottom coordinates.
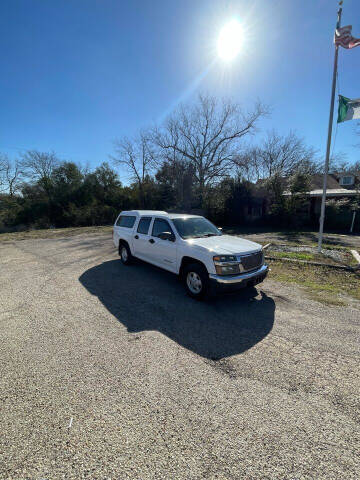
(137, 217, 152, 234)
(116, 215, 136, 228)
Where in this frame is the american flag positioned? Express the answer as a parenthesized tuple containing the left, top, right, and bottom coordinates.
(334, 25, 360, 49)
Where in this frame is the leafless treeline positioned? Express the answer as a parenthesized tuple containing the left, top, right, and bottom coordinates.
(0, 150, 60, 196)
(2, 93, 358, 202)
(111, 94, 269, 205)
(110, 93, 352, 207)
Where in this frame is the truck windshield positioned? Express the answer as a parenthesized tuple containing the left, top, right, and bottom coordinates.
(172, 217, 222, 239)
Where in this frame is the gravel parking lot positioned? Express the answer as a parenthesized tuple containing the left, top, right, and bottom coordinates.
(1, 234, 359, 479)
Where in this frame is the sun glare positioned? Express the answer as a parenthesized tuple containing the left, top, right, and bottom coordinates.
(217, 19, 243, 61)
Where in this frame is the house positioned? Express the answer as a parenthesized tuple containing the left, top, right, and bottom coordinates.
(251, 171, 359, 229)
(307, 172, 359, 217)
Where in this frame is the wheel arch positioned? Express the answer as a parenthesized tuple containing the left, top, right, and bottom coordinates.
(118, 238, 131, 253)
(179, 256, 208, 278)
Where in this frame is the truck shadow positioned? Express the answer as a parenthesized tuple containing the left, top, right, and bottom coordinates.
(79, 259, 275, 360)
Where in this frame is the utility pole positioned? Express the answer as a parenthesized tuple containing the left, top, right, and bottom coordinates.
(317, 3, 343, 252)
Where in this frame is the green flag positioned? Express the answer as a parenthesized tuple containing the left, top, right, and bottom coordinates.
(337, 95, 360, 123)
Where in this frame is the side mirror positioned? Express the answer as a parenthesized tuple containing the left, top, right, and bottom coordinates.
(158, 231, 175, 242)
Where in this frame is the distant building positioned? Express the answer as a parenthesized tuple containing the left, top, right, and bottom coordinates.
(253, 171, 359, 226)
(304, 172, 359, 217)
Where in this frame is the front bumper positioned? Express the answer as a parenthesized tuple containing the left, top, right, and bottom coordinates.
(209, 264, 268, 291)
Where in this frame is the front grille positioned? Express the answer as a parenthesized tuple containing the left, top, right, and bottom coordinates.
(239, 251, 263, 272)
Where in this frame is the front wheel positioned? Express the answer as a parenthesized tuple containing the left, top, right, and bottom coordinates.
(119, 242, 133, 265)
(184, 263, 209, 300)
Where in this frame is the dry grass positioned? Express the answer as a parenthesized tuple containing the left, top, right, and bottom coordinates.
(269, 251, 315, 261)
(0, 225, 112, 242)
(268, 259, 360, 306)
(223, 226, 360, 250)
(266, 249, 355, 267)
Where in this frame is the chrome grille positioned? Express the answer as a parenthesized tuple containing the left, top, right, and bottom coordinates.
(238, 251, 263, 272)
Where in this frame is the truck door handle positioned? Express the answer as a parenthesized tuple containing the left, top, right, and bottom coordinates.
(149, 239, 155, 244)
(134, 235, 139, 239)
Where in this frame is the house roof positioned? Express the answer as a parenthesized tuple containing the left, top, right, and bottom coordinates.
(255, 172, 359, 199)
(309, 174, 340, 190)
(255, 174, 341, 192)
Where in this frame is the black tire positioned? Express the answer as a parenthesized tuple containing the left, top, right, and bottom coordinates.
(183, 263, 210, 300)
(119, 242, 133, 265)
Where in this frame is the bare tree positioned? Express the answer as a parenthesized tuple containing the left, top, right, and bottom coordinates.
(0, 155, 23, 196)
(0, 154, 7, 191)
(328, 152, 360, 173)
(255, 130, 317, 178)
(233, 147, 263, 182)
(111, 131, 157, 207)
(5, 159, 23, 196)
(154, 94, 267, 204)
(21, 150, 60, 182)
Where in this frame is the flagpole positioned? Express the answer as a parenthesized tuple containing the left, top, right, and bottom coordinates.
(317, 3, 343, 252)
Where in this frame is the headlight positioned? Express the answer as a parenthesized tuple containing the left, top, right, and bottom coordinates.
(213, 255, 237, 262)
(213, 255, 240, 275)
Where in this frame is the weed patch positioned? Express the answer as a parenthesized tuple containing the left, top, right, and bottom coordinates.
(268, 259, 360, 306)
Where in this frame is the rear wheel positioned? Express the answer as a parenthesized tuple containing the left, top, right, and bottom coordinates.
(184, 263, 209, 300)
(119, 242, 132, 265)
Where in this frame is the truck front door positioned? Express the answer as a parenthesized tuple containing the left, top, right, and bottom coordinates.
(149, 218, 177, 272)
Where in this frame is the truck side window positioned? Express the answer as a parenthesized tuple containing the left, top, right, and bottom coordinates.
(116, 215, 136, 228)
(152, 218, 173, 238)
(137, 217, 152, 234)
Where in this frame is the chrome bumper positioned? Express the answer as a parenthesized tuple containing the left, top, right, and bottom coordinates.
(209, 264, 268, 285)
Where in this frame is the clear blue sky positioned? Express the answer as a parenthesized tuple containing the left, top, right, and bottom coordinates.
(1, 0, 360, 176)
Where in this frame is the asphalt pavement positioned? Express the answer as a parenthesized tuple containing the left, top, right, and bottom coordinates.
(0, 234, 359, 479)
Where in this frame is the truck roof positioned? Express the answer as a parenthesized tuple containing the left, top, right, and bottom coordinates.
(120, 210, 201, 219)
(168, 213, 201, 219)
(120, 210, 168, 216)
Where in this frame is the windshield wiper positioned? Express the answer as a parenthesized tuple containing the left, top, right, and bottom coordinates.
(188, 233, 218, 239)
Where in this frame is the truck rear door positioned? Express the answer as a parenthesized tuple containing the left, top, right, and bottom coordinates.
(132, 216, 153, 261)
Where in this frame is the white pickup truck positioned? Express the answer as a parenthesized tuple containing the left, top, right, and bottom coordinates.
(113, 210, 268, 299)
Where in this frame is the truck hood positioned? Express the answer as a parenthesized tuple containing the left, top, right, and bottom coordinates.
(185, 235, 262, 255)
